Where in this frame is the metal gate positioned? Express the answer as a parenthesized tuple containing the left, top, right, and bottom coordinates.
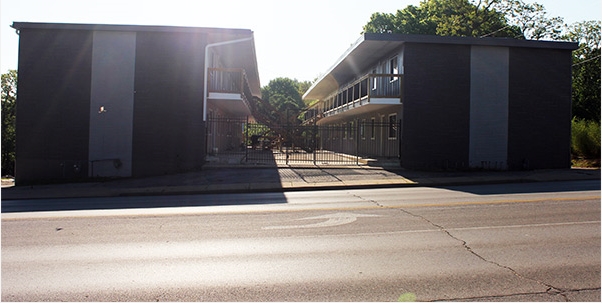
(206, 118, 401, 166)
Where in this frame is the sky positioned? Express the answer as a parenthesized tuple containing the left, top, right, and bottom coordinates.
(1, 0, 600, 85)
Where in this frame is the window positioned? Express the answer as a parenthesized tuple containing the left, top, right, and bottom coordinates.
(388, 114, 397, 139)
(371, 68, 377, 90)
(349, 121, 354, 140)
(370, 117, 376, 140)
(360, 119, 366, 140)
(343, 123, 347, 139)
(390, 57, 399, 81)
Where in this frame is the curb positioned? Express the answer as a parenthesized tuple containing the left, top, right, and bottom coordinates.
(2, 169, 599, 201)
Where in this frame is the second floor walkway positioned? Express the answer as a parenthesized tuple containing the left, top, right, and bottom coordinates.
(304, 73, 403, 124)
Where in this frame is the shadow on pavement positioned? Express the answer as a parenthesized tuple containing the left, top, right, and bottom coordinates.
(440, 179, 601, 195)
(1, 191, 289, 213)
(2, 151, 288, 213)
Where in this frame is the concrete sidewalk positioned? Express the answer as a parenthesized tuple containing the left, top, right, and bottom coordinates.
(1, 166, 600, 200)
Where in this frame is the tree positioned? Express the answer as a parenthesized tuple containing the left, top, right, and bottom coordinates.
(362, 0, 521, 38)
(261, 78, 304, 108)
(1, 70, 17, 176)
(248, 78, 313, 150)
(424, 0, 517, 37)
(296, 80, 314, 106)
(259, 77, 306, 125)
(563, 20, 601, 122)
(494, 0, 565, 40)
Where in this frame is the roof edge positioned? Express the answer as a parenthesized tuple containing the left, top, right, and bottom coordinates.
(363, 32, 579, 50)
(11, 22, 253, 36)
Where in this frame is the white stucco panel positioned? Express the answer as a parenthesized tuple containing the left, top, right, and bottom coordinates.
(88, 31, 136, 177)
(469, 45, 509, 170)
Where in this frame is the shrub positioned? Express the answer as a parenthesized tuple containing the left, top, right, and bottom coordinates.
(571, 118, 601, 160)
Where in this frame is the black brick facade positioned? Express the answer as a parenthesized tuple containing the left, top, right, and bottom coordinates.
(401, 43, 471, 170)
(132, 32, 207, 177)
(507, 48, 573, 170)
(15, 29, 93, 183)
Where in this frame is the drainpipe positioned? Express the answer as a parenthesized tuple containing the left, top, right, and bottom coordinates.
(203, 36, 254, 121)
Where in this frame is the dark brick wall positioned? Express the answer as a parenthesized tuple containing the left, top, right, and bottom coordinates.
(15, 29, 92, 184)
(132, 32, 207, 176)
(401, 43, 471, 170)
(507, 48, 573, 170)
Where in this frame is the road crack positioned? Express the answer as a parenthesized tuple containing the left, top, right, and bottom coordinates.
(349, 193, 385, 208)
(432, 287, 601, 302)
(349, 192, 597, 301)
(394, 207, 573, 300)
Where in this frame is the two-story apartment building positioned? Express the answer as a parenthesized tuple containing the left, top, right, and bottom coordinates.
(303, 33, 578, 171)
(12, 22, 260, 184)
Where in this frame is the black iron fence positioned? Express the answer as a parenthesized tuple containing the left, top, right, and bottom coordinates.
(206, 118, 401, 166)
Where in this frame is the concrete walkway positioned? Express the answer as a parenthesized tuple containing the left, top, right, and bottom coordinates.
(1, 166, 600, 200)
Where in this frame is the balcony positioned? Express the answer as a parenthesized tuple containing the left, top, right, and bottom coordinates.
(207, 68, 254, 117)
(316, 74, 403, 124)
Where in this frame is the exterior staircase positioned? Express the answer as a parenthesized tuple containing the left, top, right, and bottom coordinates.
(249, 96, 314, 153)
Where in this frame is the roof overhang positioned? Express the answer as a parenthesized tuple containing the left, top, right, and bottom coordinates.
(303, 34, 405, 101)
(208, 34, 261, 97)
(303, 33, 579, 101)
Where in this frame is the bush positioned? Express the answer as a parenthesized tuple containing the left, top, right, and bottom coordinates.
(571, 118, 601, 160)
(1, 70, 17, 176)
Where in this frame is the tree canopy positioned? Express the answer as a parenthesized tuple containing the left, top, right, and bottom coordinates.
(256, 78, 305, 125)
(564, 21, 601, 122)
(362, 0, 521, 38)
(362, 0, 582, 40)
(261, 78, 305, 110)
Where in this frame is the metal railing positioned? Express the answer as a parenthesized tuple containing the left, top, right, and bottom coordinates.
(206, 118, 401, 166)
(207, 68, 253, 110)
(307, 74, 402, 120)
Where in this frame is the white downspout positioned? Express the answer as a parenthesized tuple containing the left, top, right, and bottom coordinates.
(203, 36, 254, 121)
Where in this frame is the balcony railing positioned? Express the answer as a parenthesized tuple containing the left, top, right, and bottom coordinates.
(207, 68, 253, 111)
(317, 74, 403, 119)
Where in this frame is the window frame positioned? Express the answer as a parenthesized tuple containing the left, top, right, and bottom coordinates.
(389, 56, 399, 82)
(370, 117, 376, 140)
(388, 114, 398, 139)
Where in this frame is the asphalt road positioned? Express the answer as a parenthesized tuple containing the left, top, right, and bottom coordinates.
(2, 181, 600, 301)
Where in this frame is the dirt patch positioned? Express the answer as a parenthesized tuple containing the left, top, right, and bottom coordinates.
(1, 178, 15, 187)
(572, 158, 601, 169)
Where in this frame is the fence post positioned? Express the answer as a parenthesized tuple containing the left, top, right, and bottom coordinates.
(245, 116, 249, 163)
(398, 118, 402, 167)
(313, 122, 317, 165)
(356, 119, 360, 165)
(286, 110, 290, 165)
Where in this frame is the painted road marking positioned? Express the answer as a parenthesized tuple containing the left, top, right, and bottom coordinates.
(263, 212, 382, 229)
